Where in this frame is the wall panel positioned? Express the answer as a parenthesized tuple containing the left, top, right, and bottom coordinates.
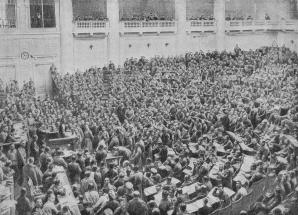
(119, 35, 176, 63)
(73, 37, 108, 71)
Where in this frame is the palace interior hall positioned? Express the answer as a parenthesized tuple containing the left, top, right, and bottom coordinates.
(0, 1, 298, 215)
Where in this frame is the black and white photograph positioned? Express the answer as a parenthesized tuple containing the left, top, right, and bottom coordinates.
(0, 0, 298, 215)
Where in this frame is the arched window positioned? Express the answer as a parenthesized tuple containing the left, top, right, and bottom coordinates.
(30, 0, 55, 28)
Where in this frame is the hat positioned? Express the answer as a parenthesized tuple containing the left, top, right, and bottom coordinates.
(125, 182, 133, 190)
(133, 191, 140, 197)
(151, 168, 157, 174)
(119, 172, 125, 178)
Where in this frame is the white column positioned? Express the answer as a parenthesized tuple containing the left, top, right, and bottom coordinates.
(0, 2, 6, 20)
(107, 0, 120, 65)
(60, 0, 74, 74)
(17, 0, 30, 31)
(175, 0, 187, 55)
(54, 0, 60, 31)
(214, 0, 226, 51)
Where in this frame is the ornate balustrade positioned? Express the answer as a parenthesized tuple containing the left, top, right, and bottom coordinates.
(120, 20, 177, 34)
(72, 19, 298, 36)
(186, 20, 217, 33)
(0, 19, 16, 29)
(225, 19, 298, 32)
(73, 20, 109, 35)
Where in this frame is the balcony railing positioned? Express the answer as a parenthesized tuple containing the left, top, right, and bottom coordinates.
(73, 20, 109, 35)
(71, 19, 297, 36)
(0, 19, 16, 29)
(186, 20, 216, 33)
(120, 21, 177, 34)
(226, 19, 298, 32)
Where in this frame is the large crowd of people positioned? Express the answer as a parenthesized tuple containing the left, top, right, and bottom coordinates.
(120, 12, 174, 21)
(0, 46, 298, 215)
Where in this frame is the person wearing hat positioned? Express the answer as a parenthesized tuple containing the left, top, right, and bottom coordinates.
(123, 181, 134, 202)
(32, 198, 43, 215)
(113, 171, 126, 189)
(22, 157, 43, 187)
(249, 165, 265, 186)
(16, 187, 32, 215)
(197, 198, 211, 215)
(95, 144, 107, 165)
(42, 192, 59, 215)
(147, 200, 158, 215)
(151, 168, 162, 184)
(127, 191, 148, 215)
(40, 146, 51, 173)
(52, 149, 68, 169)
(68, 155, 82, 184)
(158, 190, 171, 215)
(83, 183, 100, 207)
(232, 181, 248, 202)
(266, 187, 283, 211)
(80, 171, 97, 195)
(99, 190, 120, 214)
(202, 176, 212, 191)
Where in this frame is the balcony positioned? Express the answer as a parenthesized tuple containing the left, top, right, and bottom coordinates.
(0, 19, 16, 32)
(73, 20, 109, 36)
(120, 21, 177, 34)
(186, 20, 216, 33)
(225, 20, 298, 32)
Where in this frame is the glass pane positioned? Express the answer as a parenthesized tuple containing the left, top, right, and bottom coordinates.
(43, 0, 56, 28)
(30, 0, 43, 28)
(5, 0, 16, 28)
(72, 0, 107, 21)
(119, 0, 174, 21)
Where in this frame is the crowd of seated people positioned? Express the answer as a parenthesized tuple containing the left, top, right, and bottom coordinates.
(73, 12, 108, 22)
(188, 15, 215, 21)
(225, 13, 272, 21)
(0, 46, 298, 215)
(120, 11, 174, 21)
(225, 15, 253, 21)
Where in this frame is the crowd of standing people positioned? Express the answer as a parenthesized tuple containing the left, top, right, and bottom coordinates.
(0, 46, 298, 215)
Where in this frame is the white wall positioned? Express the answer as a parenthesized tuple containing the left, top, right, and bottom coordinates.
(87, 31, 297, 67)
(224, 32, 278, 51)
(119, 34, 176, 63)
(277, 32, 298, 53)
(73, 36, 108, 71)
(185, 33, 217, 53)
(0, 33, 60, 94)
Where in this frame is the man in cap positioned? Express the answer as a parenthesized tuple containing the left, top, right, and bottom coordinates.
(99, 190, 120, 213)
(151, 168, 162, 184)
(80, 171, 97, 194)
(159, 190, 172, 215)
(68, 155, 82, 184)
(83, 183, 100, 207)
(22, 157, 43, 187)
(16, 188, 32, 215)
(113, 171, 126, 188)
(198, 198, 211, 215)
(232, 181, 248, 202)
(127, 191, 148, 215)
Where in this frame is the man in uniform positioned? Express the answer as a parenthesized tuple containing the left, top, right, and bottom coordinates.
(127, 191, 148, 215)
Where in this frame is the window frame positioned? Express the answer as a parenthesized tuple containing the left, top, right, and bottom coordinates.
(30, 0, 56, 28)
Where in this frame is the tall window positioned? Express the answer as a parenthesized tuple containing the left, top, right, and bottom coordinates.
(0, 0, 16, 28)
(30, 0, 55, 28)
